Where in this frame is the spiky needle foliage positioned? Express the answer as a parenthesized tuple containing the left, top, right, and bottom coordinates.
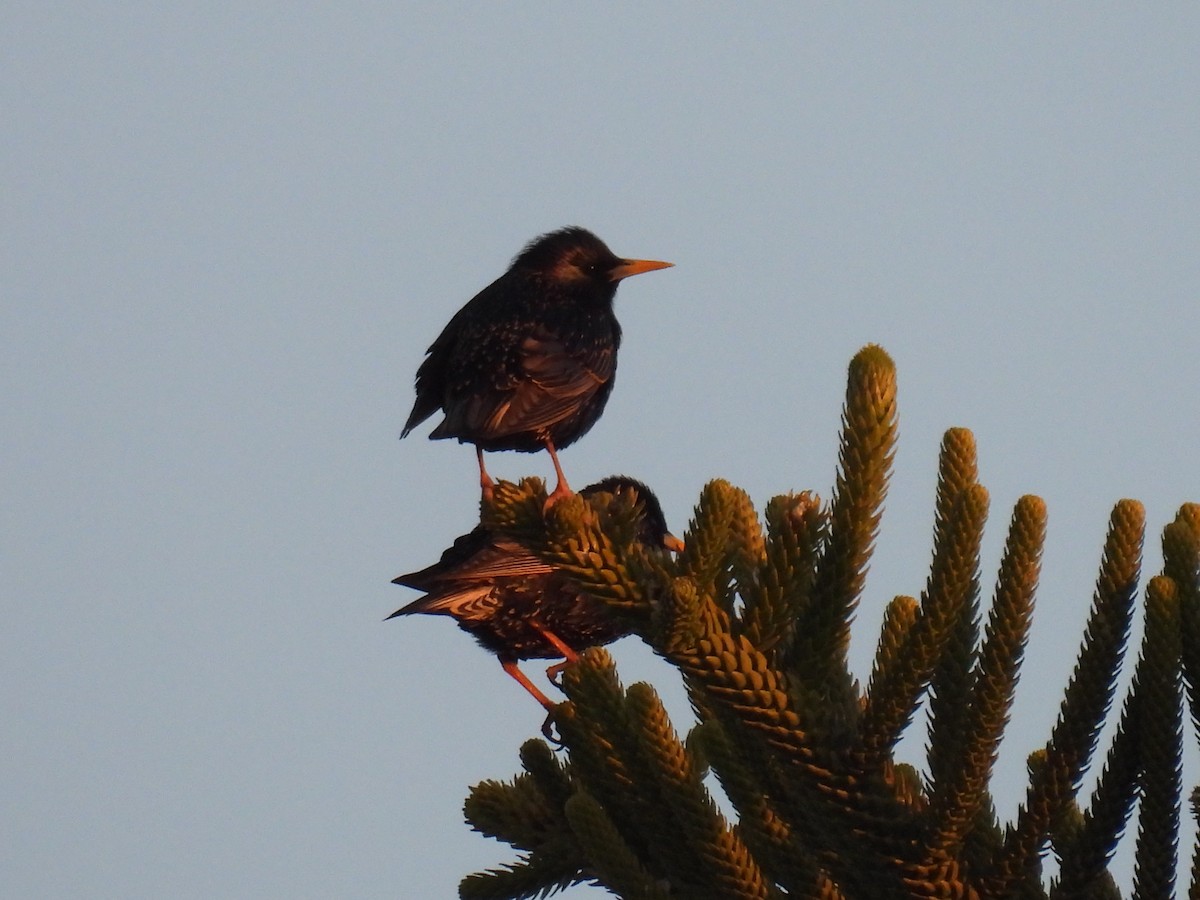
(441, 345, 1198, 899)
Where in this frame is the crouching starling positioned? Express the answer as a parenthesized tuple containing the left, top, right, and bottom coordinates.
(400, 227, 672, 506)
(388, 477, 683, 719)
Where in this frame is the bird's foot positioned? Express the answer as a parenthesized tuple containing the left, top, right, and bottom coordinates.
(542, 482, 574, 512)
(540, 707, 566, 748)
(546, 660, 569, 689)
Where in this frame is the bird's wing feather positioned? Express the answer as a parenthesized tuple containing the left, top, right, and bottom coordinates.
(392, 534, 552, 590)
(403, 275, 510, 437)
(389, 535, 555, 621)
(387, 584, 497, 619)
(467, 332, 614, 436)
(439, 537, 554, 580)
(392, 527, 490, 589)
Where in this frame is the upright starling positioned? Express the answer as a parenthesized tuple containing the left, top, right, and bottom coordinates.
(400, 227, 672, 505)
(388, 476, 683, 712)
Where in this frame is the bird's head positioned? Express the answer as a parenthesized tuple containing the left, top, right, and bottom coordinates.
(512, 227, 673, 294)
(581, 476, 685, 554)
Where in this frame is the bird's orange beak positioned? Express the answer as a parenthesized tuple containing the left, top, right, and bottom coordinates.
(609, 258, 674, 282)
(662, 533, 686, 554)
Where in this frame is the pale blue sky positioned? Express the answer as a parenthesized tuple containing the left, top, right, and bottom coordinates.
(5, 5, 1199, 897)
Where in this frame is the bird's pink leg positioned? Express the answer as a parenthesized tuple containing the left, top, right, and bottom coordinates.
(477, 446, 495, 502)
(545, 661, 568, 688)
(542, 439, 573, 509)
(533, 624, 578, 688)
(534, 624, 579, 663)
(502, 658, 567, 744)
(501, 659, 556, 710)
(505, 621, 578, 747)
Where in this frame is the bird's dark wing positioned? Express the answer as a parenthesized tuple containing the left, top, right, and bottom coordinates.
(435, 536, 554, 581)
(392, 526, 490, 590)
(392, 533, 552, 591)
(402, 333, 452, 437)
(387, 584, 496, 619)
(402, 275, 510, 438)
(389, 534, 553, 620)
(452, 330, 615, 439)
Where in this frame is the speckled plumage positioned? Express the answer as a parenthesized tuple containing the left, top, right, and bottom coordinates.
(400, 227, 671, 501)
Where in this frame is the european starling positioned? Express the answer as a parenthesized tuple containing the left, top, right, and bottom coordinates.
(400, 227, 672, 505)
(388, 477, 683, 712)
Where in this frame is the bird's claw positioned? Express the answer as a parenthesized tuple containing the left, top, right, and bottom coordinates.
(542, 490, 572, 513)
(546, 660, 568, 689)
(541, 708, 565, 748)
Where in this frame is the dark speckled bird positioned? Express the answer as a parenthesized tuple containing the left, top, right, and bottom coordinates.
(400, 227, 672, 506)
(387, 476, 684, 711)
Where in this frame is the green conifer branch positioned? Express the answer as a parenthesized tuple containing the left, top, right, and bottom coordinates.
(1169, 507, 1200, 736)
(704, 715, 831, 886)
(958, 802, 1005, 889)
(464, 774, 565, 852)
(668, 599, 802, 736)
(889, 762, 927, 813)
(1048, 800, 1123, 900)
(931, 429, 980, 551)
(860, 594, 920, 759)
(985, 499, 1144, 896)
(518, 740, 575, 815)
(746, 492, 824, 664)
(624, 683, 778, 899)
(668, 598, 925, 898)
(612, 686, 732, 895)
(558, 649, 767, 894)
(1051, 674, 1140, 897)
(1191, 787, 1200, 900)
(693, 719, 846, 897)
(793, 345, 897, 689)
(562, 790, 672, 899)
(1050, 552, 1192, 897)
(1131, 575, 1183, 899)
(1058, 513, 1195, 898)
(479, 476, 552, 536)
(927, 606, 979, 783)
(1162, 505, 1200, 592)
(926, 495, 1045, 854)
(678, 479, 742, 617)
(858, 484, 989, 765)
(1168, 504, 1200, 899)
(921, 482, 989, 788)
(683, 641, 977, 897)
(540, 492, 654, 615)
(925, 430, 984, 794)
(553, 651, 666, 869)
(652, 575, 706, 659)
(726, 482, 769, 615)
(553, 652, 781, 897)
(458, 855, 584, 900)
(461, 772, 586, 899)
